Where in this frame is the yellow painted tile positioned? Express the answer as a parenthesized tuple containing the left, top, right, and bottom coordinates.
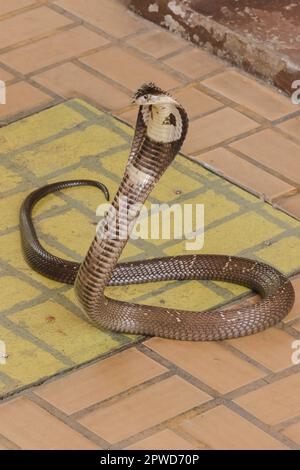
(0, 232, 67, 288)
(49, 168, 118, 212)
(0, 166, 22, 192)
(164, 212, 283, 257)
(62, 287, 77, 305)
(0, 103, 85, 153)
(39, 239, 75, 262)
(10, 300, 129, 364)
(256, 237, 300, 274)
(120, 240, 144, 260)
(72, 98, 104, 117)
(214, 281, 248, 296)
(183, 189, 239, 226)
(0, 324, 63, 387)
(0, 191, 28, 231)
(14, 125, 126, 177)
(37, 207, 144, 260)
(100, 149, 128, 178)
(0, 380, 9, 395)
(178, 154, 219, 181)
(229, 183, 260, 203)
(0, 189, 65, 232)
(105, 280, 176, 302)
(32, 193, 66, 217)
(140, 281, 224, 311)
(0, 276, 40, 310)
(152, 166, 203, 202)
(37, 208, 94, 257)
(114, 118, 134, 136)
(261, 204, 300, 228)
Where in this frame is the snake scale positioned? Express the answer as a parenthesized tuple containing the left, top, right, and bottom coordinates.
(20, 83, 295, 340)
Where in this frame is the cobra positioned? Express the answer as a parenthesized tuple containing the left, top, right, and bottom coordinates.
(20, 83, 295, 341)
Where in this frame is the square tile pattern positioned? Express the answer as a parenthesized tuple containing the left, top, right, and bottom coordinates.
(0, 98, 299, 398)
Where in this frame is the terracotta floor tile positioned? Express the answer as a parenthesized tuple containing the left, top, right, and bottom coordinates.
(164, 48, 223, 79)
(276, 193, 300, 220)
(0, 81, 52, 120)
(117, 107, 138, 126)
(0, 6, 71, 50)
(282, 421, 300, 445)
(173, 86, 222, 119)
(197, 147, 294, 201)
(0, 0, 38, 16)
(235, 372, 300, 425)
(230, 129, 300, 185)
(126, 29, 186, 58)
(228, 328, 296, 372)
(0, 67, 14, 82)
(277, 116, 300, 142)
(1, 26, 109, 74)
(55, 0, 144, 38)
(125, 429, 196, 450)
(202, 70, 295, 120)
(35, 348, 166, 414)
(146, 338, 264, 394)
(179, 406, 287, 450)
(283, 277, 300, 323)
(183, 108, 258, 154)
(80, 46, 181, 92)
(34, 62, 131, 110)
(79, 376, 210, 443)
(0, 397, 99, 449)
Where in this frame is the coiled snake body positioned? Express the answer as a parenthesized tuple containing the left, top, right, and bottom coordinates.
(20, 83, 295, 340)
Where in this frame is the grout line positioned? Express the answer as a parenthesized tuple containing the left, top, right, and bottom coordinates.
(0, 97, 61, 128)
(223, 145, 300, 190)
(0, 432, 21, 450)
(73, 58, 133, 97)
(110, 398, 222, 450)
(225, 401, 300, 450)
(26, 391, 110, 449)
(69, 371, 173, 421)
(0, 0, 46, 22)
(273, 414, 300, 433)
(0, 338, 145, 403)
(0, 22, 80, 56)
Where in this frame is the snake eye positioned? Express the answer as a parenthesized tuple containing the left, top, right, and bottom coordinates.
(143, 94, 148, 100)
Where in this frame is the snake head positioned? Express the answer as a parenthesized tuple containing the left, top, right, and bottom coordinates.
(132, 82, 177, 106)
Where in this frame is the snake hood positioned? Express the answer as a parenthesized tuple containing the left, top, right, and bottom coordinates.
(133, 82, 187, 145)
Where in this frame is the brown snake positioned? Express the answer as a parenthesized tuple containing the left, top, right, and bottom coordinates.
(20, 83, 295, 340)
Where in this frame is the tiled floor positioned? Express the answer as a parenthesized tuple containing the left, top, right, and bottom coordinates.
(0, 0, 300, 451)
